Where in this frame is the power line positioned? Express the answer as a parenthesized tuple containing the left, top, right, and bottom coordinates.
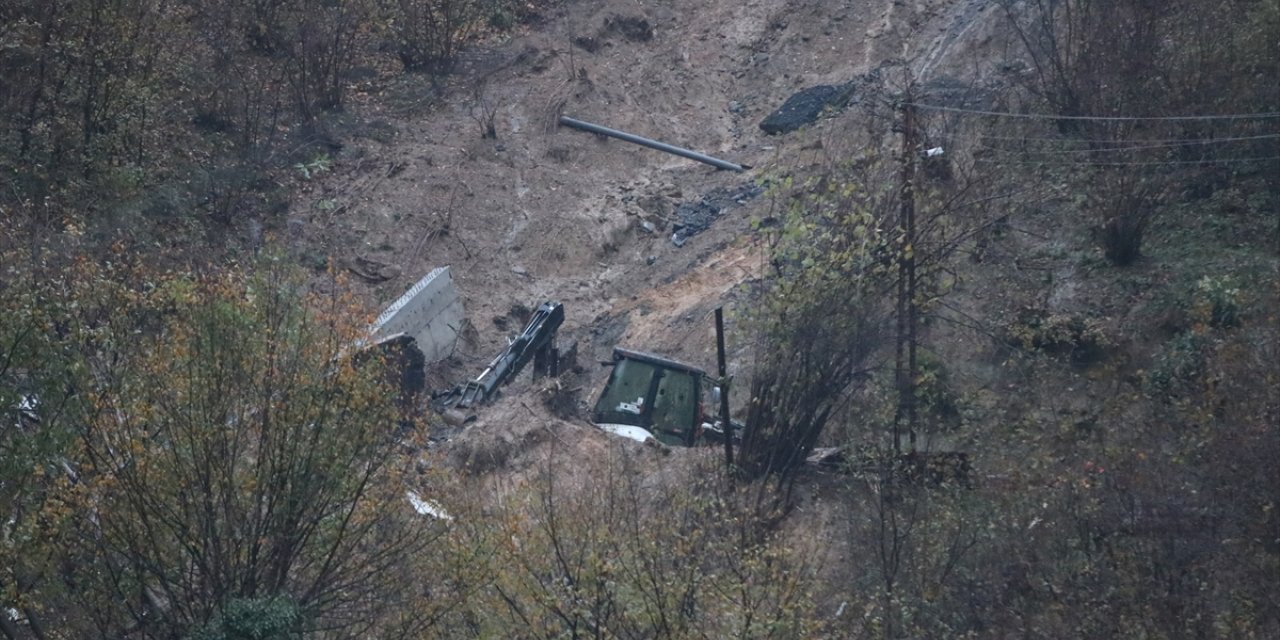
(973, 155, 1280, 167)
(931, 132, 1280, 148)
(908, 103, 1280, 122)
(976, 134, 1280, 155)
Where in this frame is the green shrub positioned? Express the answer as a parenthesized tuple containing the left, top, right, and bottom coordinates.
(487, 6, 517, 30)
(914, 354, 964, 432)
(1192, 275, 1243, 329)
(1145, 331, 1208, 399)
(1008, 309, 1112, 365)
(189, 596, 302, 640)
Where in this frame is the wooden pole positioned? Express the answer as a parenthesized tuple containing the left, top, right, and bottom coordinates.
(893, 82, 920, 455)
(715, 307, 735, 475)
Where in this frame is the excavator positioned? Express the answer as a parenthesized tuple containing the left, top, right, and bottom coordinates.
(434, 300, 738, 446)
(432, 301, 968, 483)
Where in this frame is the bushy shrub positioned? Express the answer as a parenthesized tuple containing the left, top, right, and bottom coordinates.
(1192, 274, 1243, 328)
(471, 452, 823, 638)
(1145, 330, 1208, 399)
(1008, 308, 1112, 365)
(741, 167, 894, 483)
(189, 596, 302, 640)
(0, 257, 443, 638)
(385, 0, 486, 72)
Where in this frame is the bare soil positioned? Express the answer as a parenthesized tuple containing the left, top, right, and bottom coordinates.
(297, 0, 1007, 467)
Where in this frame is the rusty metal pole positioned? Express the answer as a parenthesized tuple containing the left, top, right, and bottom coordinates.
(559, 115, 749, 172)
(715, 307, 734, 475)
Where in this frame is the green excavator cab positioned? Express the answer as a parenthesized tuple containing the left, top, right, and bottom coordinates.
(591, 348, 706, 446)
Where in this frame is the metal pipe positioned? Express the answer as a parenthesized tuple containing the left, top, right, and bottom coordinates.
(559, 115, 749, 172)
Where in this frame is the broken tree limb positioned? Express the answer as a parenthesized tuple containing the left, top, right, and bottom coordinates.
(559, 115, 750, 172)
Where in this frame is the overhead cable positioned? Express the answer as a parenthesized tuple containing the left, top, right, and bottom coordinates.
(930, 132, 1280, 149)
(907, 103, 1280, 122)
(974, 155, 1280, 167)
(975, 134, 1280, 155)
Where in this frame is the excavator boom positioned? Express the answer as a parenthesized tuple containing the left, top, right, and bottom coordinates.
(437, 301, 564, 409)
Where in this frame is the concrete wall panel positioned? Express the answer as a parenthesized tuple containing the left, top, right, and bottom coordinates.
(371, 266, 463, 363)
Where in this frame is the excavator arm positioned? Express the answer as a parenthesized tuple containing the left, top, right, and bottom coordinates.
(436, 301, 564, 410)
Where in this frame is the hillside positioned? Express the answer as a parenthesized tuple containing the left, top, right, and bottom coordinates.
(2, 0, 1277, 637)
(316, 0, 997, 366)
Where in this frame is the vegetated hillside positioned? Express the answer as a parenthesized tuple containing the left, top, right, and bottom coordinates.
(1, 0, 1277, 638)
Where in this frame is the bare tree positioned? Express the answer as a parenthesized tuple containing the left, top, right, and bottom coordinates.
(384, 0, 486, 73)
(58, 264, 445, 638)
(739, 155, 897, 489)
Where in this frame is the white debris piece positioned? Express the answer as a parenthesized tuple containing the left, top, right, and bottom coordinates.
(406, 491, 453, 521)
(925, 146, 945, 158)
(596, 423, 657, 445)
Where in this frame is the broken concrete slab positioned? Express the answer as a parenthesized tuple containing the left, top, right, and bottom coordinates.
(370, 266, 463, 363)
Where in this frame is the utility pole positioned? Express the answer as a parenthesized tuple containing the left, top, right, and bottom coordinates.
(715, 307, 735, 479)
(894, 81, 920, 456)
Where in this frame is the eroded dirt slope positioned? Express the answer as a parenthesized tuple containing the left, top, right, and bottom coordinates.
(303, 0, 1004, 413)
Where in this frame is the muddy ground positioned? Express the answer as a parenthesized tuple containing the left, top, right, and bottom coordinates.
(295, 0, 1011, 462)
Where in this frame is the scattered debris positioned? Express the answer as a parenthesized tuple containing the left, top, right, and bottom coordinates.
(355, 333, 426, 407)
(573, 35, 602, 53)
(348, 255, 401, 282)
(671, 182, 764, 245)
(806, 445, 972, 486)
(15, 394, 39, 427)
(759, 70, 883, 135)
(919, 74, 998, 110)
(806, 447, 847, 470)
(540, 377, 581, 421)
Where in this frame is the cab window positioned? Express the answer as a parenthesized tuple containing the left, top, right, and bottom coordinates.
(651, 370, 696, 444)
(591, 359, 659, 426)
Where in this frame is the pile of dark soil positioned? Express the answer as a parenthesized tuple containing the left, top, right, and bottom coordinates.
(759, 84, 853, 135)
(671, 182, 765, 245)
